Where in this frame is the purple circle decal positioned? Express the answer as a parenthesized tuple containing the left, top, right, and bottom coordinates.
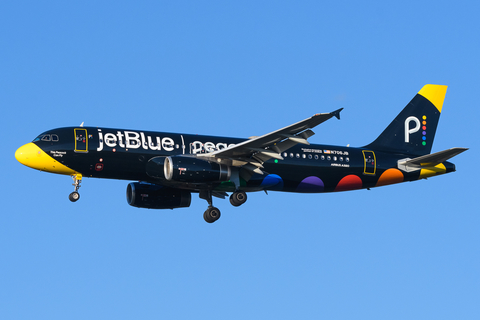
(296, 176, 324, 193)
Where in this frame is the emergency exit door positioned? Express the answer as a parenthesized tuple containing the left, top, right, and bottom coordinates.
(74, 128, 88, 153)
(362, 150, 376, 175)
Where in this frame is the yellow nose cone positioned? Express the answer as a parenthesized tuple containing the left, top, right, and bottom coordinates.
(15, 143, 76, 175)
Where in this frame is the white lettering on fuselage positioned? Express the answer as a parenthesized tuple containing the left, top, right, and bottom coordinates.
(50, 151, 66, 157)
(96, 129, 235, 154)
(97, 129, 177, 152)
(190, 141, 234, 154)
(331, 163, 350, 167)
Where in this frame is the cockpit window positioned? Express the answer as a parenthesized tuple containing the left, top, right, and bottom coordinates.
(33, 134, 59, 142)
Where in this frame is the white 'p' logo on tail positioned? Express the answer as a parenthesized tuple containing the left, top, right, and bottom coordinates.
(404, 116, 420, 143)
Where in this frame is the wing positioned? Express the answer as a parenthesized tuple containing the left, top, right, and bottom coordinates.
(198, 108, 343, 173)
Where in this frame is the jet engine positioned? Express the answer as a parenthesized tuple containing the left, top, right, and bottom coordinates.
(126, 182, 191, 209)
(147, 156, 231, 183)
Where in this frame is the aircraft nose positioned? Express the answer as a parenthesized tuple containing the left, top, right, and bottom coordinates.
(15, 143, 42, 167)
(15, 142, 76, 175)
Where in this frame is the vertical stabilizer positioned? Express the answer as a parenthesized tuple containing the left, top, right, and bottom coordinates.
(364, 84, 447, 156)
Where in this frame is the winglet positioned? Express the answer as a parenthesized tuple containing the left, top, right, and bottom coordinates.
(331, 108, 343, 120)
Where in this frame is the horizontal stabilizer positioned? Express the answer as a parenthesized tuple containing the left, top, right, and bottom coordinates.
(332, 108, 343, 120)
(398, 147, 468, 172)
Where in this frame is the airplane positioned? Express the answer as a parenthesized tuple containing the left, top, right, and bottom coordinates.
(15, 84, 467, 223)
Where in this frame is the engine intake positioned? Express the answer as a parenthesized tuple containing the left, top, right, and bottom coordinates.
(162, 156, 231, 183)
(126, 182, 191, 209)
(146, 156, 168, 179)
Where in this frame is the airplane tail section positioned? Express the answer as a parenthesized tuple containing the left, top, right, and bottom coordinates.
(364, 84, 447, 156)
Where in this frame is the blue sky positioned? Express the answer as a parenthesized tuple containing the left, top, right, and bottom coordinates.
(1, 1, 479, 319)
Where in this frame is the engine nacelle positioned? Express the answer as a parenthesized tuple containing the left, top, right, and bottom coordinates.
(163, 156, 231, 183)
(146, 156, 168, 179)
(126, 182, 191, 209)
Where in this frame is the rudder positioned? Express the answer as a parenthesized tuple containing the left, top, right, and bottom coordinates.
(364, 84, 447, 156)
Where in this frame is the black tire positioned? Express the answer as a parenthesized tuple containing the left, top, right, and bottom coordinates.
(203, 210, 212, 223)
(69, 191, 80, 202)
(229, 191, 247, 207)
(204, 207, 221, 223)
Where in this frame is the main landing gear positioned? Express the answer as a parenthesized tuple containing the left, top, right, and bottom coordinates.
(230, 191, 247, 207)
(69, 174, 82, 202)
(200, 190, 221, 223)
(200, 190, 248, 223)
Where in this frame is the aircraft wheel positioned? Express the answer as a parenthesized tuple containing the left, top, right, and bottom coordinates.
(229, 191, 247, 207)
(69, 191, 80, 202)
(204, 207, 221, 223)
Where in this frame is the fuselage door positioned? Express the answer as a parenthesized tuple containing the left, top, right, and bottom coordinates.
(362, 150, 376, 175)
(74, 128, 88, 153)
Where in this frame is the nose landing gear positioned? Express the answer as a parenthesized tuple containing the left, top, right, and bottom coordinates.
(69, 174, 82, 202)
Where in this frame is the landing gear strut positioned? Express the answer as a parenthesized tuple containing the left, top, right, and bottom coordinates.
(69, 174, 82, 202)
(200, 189, 221, 223)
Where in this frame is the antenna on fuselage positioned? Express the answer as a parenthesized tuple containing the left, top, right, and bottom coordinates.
(80, 122, 84, 127)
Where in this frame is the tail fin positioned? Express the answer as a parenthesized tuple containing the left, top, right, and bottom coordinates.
(364, 84, 447, 156)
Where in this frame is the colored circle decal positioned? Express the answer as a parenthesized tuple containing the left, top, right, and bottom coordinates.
(260, 174, 284, 191)
(334, 175, 362, 192)
(422, 115, 427, 146)
(296, 176, 324, 193)
(375, 168, 404, 187)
